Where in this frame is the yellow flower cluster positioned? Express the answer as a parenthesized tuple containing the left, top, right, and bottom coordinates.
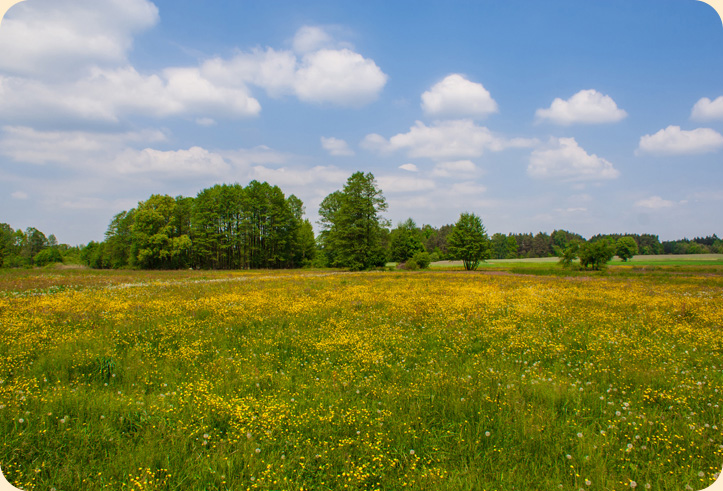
(0, 269, 721, 490)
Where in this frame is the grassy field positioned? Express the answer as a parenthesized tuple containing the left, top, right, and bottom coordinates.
(1, 267, 722, 490)
(431, 254, 723, 269)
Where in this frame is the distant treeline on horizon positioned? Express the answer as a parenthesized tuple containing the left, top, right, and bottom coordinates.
(1, 179, 722, 270)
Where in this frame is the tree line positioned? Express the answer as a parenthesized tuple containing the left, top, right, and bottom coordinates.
(0, 224, 81, 268)
(82, 181, 316, 270)
(1, 172, 721, 270)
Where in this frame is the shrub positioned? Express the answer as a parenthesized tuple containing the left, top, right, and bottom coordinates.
(412, 251, 431, 269)
(403, 258, 419, 271)
(34, 247, 63, 267)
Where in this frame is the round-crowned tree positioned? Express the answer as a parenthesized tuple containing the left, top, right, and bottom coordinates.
(616, 236, 638, 262)
(447, 212, 490, 271)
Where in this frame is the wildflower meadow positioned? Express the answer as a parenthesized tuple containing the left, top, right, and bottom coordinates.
(0, 267, 721, 490)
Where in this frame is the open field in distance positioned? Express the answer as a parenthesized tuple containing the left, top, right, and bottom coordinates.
(431, 254, 723, 269)
(1, 267, 722, 490)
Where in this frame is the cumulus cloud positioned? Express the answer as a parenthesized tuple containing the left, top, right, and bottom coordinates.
(637, 125, 723, 155)
(691, 96, 723, 121)
(362, 120, 536, 161)
(321, 137, 354, 156)
(0, 0, 159, 79)
(201, 39, 387, 107)
(431, 160, 477, 178)
(399, 163, 418, 172)
(113, 147, 230, 177)
(294, 49, 387, 106)
(528, 137, 620, 182)
(535, 89, 627, 125)
(634, 196, 675, 210)
(200, 48, 297, 99)
(421, 74, 498, 119)
(0, 20, 386, 126)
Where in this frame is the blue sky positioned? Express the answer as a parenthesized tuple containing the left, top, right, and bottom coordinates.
(1, 0, 722, 245)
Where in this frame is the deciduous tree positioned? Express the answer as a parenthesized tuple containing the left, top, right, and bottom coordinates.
(579, 239, 615, 270)
(447, 213, 490, 271)
(615, 236, 638, 262)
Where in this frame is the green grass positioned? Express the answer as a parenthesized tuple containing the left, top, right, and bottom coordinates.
(1, 268, 722, 490)
(429, 254, 723, 275)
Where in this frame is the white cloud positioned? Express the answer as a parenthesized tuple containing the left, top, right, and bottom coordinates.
(11, 191, 28, 200)
(691, 96, 723, 121)
(0, 23, 385, 126)
(635, 196, 675, 210)
(112, 147, 230, 178)
(399, 163, 418, 172)
(294, 49, 387, 106)
(162, 67, 261, 117)
(363, 120, 536, 161)
(202, 44, 386, 107)
(0, 65, 262, 123)
(0, 123, 308, 192)
(0, 0, 159, 79)
(528, 137, 620, 182)
(201, 48, 298, 99)
(535, 89, 627, 125)
(321, 137, 354, 156)
(293, 25, 334, 53)
(376, 176, 436, 193)
(637, 125, 723, 155)
(432, 160, 477, 178)
(201, 30, 386, 107)
(0, 126, 166, 165)
(421, 74, 498, 119)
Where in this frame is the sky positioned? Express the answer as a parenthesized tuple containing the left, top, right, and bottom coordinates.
(1, 0, 722, 245)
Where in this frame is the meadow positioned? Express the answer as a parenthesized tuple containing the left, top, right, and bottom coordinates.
(0, 266, 722, 490)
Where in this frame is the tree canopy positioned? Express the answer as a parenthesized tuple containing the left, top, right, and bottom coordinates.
(94, 181, 311, 270)
(447, 213, 490, 271)
(318, 172, 388, 271)
(615, 236, 638, 262)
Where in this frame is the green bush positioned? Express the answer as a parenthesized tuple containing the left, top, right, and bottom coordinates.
(412, 251, 431, 269)
(403, 258, 419, 271)
(34, 247, 63, 267)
